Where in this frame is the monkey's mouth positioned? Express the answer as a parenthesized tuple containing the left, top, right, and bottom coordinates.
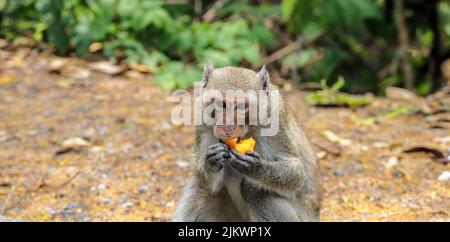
(220, 136, 245, 144)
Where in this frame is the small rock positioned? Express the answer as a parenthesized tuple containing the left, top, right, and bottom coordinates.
(65, 203, 80, 210)
(355, 164, 365, 173)
(393, 170, 405, 179)
(90, 146, 105, 153)
(333, 169, 344, 177)
(138, 152, 151, 160)
(137, 184, 150, 194)
(176, 160, 190, 168)
(438, 171, 450, 181)
(100, 197, 112, 204)
(316, 151, 326, 159)
(0, 216, 21, 222)
(116, 198, 129, 205)
(78, 213, 92, 222)
(48, 208, 59, 216)
(385, 157, 398, 168)
(122, 142, 134, 153)
(82, 127, 96, 138)
(122, 202, 134, 210)
(60, 210, 75, 217)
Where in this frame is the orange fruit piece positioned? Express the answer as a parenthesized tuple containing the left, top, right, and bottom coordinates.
(226, 138, 238, 149)
(226, 137, 256, 154)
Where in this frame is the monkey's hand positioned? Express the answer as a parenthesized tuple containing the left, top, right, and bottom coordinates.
(229, 151, 307, 198)
(229, 150, 262, 174)
(205, 143, 230, 172)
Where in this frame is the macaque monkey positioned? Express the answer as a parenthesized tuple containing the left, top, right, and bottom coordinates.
(173, 62, 321, 222)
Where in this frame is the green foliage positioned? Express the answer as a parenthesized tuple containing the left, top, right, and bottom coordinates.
(380, 104, 417, 121)
(282, 0, 450, 94)
(282, 0, 386, 91)
(0, 0, 272, 90)
(305, 77, 372, 107)
(1, 0, 449, 93)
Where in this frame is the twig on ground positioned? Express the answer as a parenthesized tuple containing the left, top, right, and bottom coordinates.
(0, 183, 17, 215)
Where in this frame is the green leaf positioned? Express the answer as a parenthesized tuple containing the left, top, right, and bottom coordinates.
(282, 0, 296, 21)
(0, 0, 7, 11)
(330, 76, 345, 92)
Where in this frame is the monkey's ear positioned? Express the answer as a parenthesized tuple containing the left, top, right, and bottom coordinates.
(258, 65, 270, 94)
(202, 60, 214, 88)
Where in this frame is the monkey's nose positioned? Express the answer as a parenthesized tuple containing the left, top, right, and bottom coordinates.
(223, 126, 234, 136)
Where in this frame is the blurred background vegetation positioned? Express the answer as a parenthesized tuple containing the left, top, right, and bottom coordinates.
(1, 0, 450, 94)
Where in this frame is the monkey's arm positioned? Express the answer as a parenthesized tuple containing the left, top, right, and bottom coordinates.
(229, 150, 307, 197)
(193, 143, 230, 194)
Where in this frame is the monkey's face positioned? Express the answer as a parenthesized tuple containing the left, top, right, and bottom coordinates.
(212, 97, 249, 143)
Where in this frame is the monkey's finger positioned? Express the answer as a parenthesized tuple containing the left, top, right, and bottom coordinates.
(206, 146, 229, 158)
(245, 151, 261, 160)
(229, 158, 250, 170)
(229, 152, 250, 168)
(221, 152, 230, 159)
(210, 142, 230, 151)
(209, 152, 229, 163)
(231, 150, 252, 162)
(206, 150, 229, 161)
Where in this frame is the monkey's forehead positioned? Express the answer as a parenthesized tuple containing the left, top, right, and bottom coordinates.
(207, 67, 261, 91)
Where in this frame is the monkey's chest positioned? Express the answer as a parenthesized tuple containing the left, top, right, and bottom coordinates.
(223, 165, 248, 219)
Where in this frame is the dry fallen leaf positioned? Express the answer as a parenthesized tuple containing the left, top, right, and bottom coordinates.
(90, 61, 126, 75)
(129, 63, 152, 73)
(0, 75, 18, 85)
(70, 67, 91, 79)
(385, 87, 432, 114)
(62, 137, 90, 148)
(0, 39, 8, 49)
(56, 79, 76, 89)
(48, 58, 69, 72)
(322, 130, 352, 146)
(385, 87, 418, 101)
(89, 42, 103, 53)
(124, 70, 146, 80)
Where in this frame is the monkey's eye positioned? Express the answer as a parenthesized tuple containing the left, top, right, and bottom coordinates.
(215, 100, 226, 109)
(235, 103, 246, 111)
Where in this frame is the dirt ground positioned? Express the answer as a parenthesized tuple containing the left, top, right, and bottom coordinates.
(0, 46, 449, 221)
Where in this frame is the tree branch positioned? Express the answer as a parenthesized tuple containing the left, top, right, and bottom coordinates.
(394, 0, 414, 90)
